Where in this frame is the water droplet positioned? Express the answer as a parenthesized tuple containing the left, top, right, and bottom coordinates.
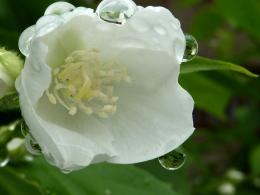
(24, 134, 41, 155)
(0, 149, 9, 168)
(96, 0, 137, 24)
(182, 34, 198, 62)
(61, 169, 72, 174)
(35, 15, 63, 37)
(158, 150, 186, 170)
(18, 25, 35, 57)
(44, 2, 75, 16)
(21, 120, 30, 137)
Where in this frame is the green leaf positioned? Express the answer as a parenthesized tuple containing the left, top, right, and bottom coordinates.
(138, 159, 193, 195)
(250, 145, 260, 175)
(5, 157, 177, 195)
(0, 168, 42, 195)
(181, 56, 258, 77)
(190, 6, 223, 40)
(180, 72, 232, 120)
(215, 0, 260, 40)
(0, 92, 20, 112)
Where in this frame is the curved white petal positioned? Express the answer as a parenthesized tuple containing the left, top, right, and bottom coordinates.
(39, 6, 185, 90)
(36, 95, 117, 166)
(16, 39, 116, 170)
(108, 77, 194, 163)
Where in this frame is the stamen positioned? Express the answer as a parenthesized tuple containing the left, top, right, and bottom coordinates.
(46, 89, 57, 104)
(111, 96, 119, 103)
(45, 49, 130, 118)
(98, 112, 109, 118)
(69, 106, 77, 116)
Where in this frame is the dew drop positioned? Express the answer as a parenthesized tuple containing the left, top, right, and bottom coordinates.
(18, 25, 35, 57)
(35, 15, 63, 37)
(44, 2, 75, 16)
(61, 169, 72, 174)
(158, 150, 186, 170)
(24, 134, 42, 155)
(96, 0, 137, 24)
(182, 34, 198, 62)
(0, 149, 9, 168)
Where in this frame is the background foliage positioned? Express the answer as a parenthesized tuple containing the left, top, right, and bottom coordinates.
(0, 0, 259, 194)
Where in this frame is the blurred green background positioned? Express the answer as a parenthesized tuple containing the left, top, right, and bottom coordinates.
(0, 0, 259, 195)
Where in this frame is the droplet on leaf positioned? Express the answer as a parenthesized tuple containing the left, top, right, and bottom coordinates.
(18, 25, 35, 57)
(44, 2, 75, 16)
(96, 0, 137, 24)
(182, 34, 198, 62)
(24, 134, 42, 155)
(158, 150, 186, 170)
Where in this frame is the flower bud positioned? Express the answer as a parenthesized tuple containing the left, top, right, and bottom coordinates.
(0, 48, 23, 97)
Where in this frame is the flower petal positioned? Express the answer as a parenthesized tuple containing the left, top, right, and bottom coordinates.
(107, 76, 194, 164)
(39, 6, 185, 91)
(16, 39, 116, 170)
(36, 95, 117, 166)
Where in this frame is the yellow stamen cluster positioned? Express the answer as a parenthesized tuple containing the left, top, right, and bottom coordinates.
(46, 49, 130, 118)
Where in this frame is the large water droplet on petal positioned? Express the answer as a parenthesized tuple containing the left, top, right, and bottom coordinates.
(44, 2, 75, 16)
(0, 149, 9, 167)
(24, 134, 42, 155)
(35, 15, 63, 37)
(96, 0, 137, 24)
(158, 150, 186, 170)
(182, 34, 198, 62)
(18, 25, 35, 57)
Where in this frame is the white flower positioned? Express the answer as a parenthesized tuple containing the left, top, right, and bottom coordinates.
(16, 1, 194, 171)
(0, 48, 23, 97)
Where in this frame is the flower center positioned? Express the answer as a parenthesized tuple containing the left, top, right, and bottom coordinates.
(46, 49, 130, 118)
